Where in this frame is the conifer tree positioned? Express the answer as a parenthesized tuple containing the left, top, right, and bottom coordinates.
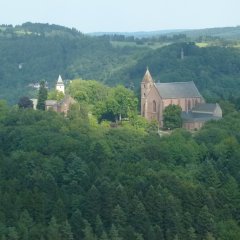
(112, 204, 127, 234)
(37, 80, 48, 110)
(17, 210, 33, 240)
(83, 220, 96, 240)
(47, 217, 60, 240)
(109, 224, 122, 240)
(7, 227, 19, 240)
(84, 185, 101, 225)
(70, 209, 85, 239)
(100, 231, 109, 240)
(95, 215, 104, 238)
(187, 227, 197, 240)
(135, 233, 144, 240)
(60, 220, 73, 240)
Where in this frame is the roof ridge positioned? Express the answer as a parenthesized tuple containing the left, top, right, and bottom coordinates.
(156, 81, 194, 84)
(155, 81, 203, 99)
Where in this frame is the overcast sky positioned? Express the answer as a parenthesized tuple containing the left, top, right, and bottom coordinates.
(1, 0, 239, 33)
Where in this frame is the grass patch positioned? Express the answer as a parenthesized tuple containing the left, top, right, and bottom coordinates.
(111, 41, 170, 49)
(195, 42, 209, 48)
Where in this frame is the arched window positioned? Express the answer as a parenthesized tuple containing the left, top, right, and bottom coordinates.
(188, 100, 191, 110)
(143, 103, 145, 116)
(153, 100, 157, 112)
(195, 99, 198, 106)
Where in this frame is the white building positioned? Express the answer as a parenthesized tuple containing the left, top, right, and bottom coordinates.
(56, 75, 65, 94)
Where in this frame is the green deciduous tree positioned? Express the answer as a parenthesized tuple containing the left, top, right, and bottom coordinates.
(95, 85, 138, 122)
(48, 90, 64, 101)
(163, 104, 182, 129)
(18, 97, 33, 109)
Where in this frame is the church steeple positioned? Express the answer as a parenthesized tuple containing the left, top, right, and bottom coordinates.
(142, 67, 154, 83)
(56, 75, 65, 94)
(141, 67, 154, 117)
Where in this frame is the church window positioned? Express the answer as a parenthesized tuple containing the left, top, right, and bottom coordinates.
(188, 100, 191, 110)
(195, 99, 198, 106)
(153, 100, 157, 112)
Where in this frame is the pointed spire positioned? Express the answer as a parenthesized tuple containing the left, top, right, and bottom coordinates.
(142, 67, 153, 83)
(57, 75, 63, 83)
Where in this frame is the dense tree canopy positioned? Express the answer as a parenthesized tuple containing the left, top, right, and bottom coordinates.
(0, 99, 239, 239)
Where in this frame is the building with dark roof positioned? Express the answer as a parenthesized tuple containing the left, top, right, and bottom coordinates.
(141, 69, 222, 130)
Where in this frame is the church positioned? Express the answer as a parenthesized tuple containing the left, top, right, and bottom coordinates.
(141, 68, 222, 130)
(45, 75, 76, 116)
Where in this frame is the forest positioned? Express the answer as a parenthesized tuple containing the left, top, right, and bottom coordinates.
(0, 76, 240, 239)
(0, 101, 240, 239)
(1, 22, 240, 239)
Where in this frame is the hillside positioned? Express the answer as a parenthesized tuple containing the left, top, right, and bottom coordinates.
(1, 23, 240, 104)
(0, 23, 147, 103)
(105, 42, 240, 101)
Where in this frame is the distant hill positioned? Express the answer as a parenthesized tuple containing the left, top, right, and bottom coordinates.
(1, 22, 240, 104)
(179, 26, 240, 40)
(88, 29, 187, 38)
(89, 26, 240, 40)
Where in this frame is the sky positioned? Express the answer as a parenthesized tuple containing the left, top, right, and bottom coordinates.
(1, 0, 240, 33)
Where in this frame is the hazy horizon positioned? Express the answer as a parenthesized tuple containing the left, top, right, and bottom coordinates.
(1, 0, 240, 33)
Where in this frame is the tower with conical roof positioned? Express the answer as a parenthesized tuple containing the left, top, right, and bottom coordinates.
(141, 67, 154, 116)
(56, 75, 65, 94)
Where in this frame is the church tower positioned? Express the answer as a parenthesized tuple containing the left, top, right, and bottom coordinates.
(141, 68, 154, 116)
(56, 75, 65, 94)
